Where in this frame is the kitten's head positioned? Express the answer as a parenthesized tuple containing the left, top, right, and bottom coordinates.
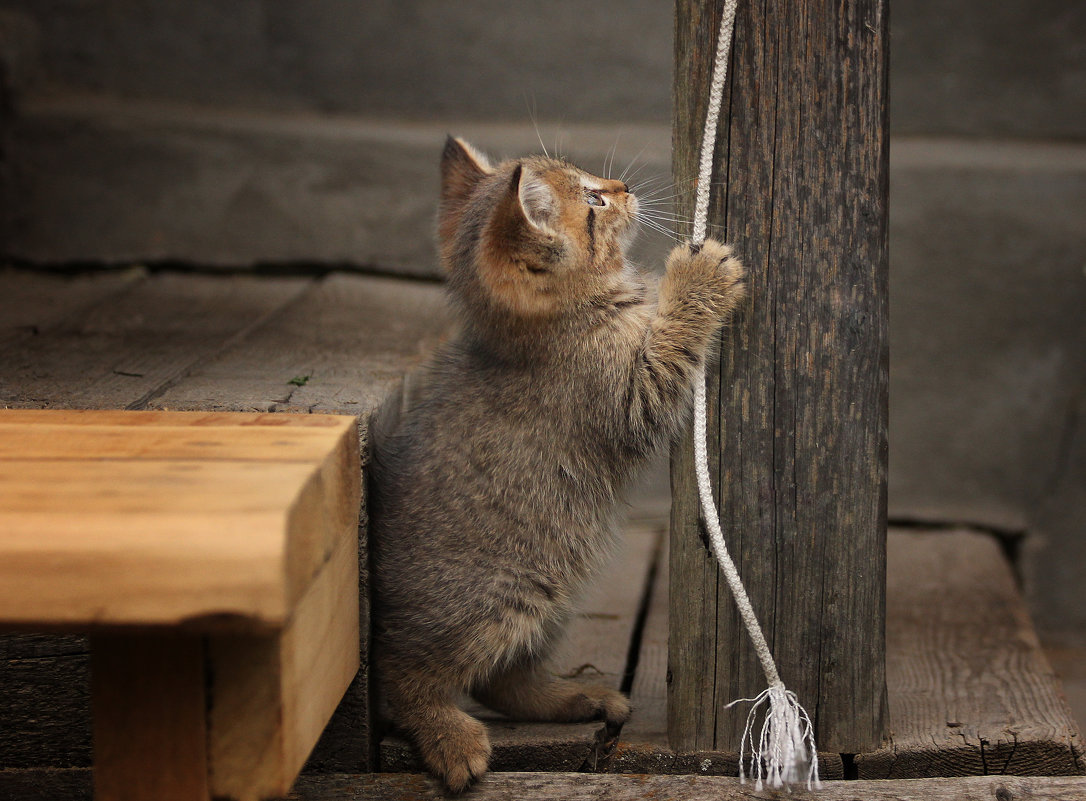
(438, 136, 639, 319)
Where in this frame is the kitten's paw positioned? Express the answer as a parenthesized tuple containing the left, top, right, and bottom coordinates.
(568, 684, 632, 731)
(419, 715, 492, 794)
(665, 238, 747, 312)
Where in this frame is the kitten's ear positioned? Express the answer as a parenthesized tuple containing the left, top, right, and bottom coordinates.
(440, 136, 492, 209)
(516, 167, 556, 233)
(489, 164, 555, 234)
(479, 165, 563, 315)
(439, 137, 493, 250)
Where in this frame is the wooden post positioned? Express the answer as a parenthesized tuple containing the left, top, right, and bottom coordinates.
(669, 0, 889, 755)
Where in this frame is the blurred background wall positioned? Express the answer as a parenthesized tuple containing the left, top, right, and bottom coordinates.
(0, 0, 1083, 651)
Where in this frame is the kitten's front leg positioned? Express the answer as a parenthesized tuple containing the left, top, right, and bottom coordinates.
(384, 671, 492, 793)
(626, 238, 747, 444)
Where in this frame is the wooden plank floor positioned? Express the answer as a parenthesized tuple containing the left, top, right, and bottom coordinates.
(857, 530, 1085, 778)
(0, 268, 450, 416)
(289, 772, 1086, 800)
(1, 269, 1083, 797)
(7, 769, 1086, 801)
(0, 267, 450, 778)
(376, 526, 1083, 782)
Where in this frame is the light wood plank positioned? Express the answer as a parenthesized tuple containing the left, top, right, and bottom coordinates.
(0, 409, 360, 619)
(0, 418, 355, 463)
(0, 458, 314, 514)
(91, 632, 209, 801)
(2, 409, 362, 799)
(0, 411, 359, 629)
(1, 509, 287, 629)
(289, 771, 1086, 801)
(856, 530, 1085, 778)
(209, 531, 360, 801)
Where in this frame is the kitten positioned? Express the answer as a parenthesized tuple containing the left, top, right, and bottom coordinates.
(369, 137, 745, 792)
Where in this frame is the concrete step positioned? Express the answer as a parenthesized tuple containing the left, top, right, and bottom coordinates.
(2, 96, 677, 277)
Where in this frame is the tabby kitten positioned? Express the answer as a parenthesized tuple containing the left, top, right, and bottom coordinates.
(369, 137, 745, 792)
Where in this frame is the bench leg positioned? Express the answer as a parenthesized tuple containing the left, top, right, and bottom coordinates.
(92, 632, 210, 801)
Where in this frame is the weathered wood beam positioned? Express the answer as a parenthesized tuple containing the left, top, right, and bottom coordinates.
(289, 772, 1086, 800)
(669, 0, 890, 753)
(858, 530, 1085, 778)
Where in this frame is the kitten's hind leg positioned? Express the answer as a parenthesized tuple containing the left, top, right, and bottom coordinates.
(386, 674, 491, 793)
(473, 660, 631, 735)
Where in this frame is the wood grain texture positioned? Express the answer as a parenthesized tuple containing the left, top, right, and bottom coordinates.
(0, 413, 358, 463)
(91, 632, 209, 801)
(152, 272, 451, 417)
(0, 272, 309, 410)
(0, 637, 92, 769)
(1, 409, 362, 798)
(0, 768, 92, 801)
(4, 769, 1086, 801)
(288, 771, 1086, 801)
(0, 267, 145, 348)
(670, 0, 890, 753)
(611, 539, 844, 779)
(856, 531, 1086, 778)
(209, 531, 360, 800)
(0, 271, 453, 777)
(0, 410, 359, 629)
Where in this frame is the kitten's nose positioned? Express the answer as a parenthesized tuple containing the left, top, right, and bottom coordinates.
(621, 181, 630, 194)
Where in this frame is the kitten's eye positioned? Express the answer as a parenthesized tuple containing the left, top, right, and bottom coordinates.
(584, 190, 606, 207)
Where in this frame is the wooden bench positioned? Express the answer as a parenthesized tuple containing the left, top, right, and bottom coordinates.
(0, 409, 362, 801)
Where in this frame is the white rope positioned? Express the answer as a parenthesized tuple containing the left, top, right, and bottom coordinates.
(688, 0, 820, 790)
(691, 0, 738, 246)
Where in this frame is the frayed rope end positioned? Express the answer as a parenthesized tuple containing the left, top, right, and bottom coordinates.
(725, 682, 822, 792)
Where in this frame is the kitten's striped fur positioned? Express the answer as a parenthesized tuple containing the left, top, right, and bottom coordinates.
(370, 137, 745, 792)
